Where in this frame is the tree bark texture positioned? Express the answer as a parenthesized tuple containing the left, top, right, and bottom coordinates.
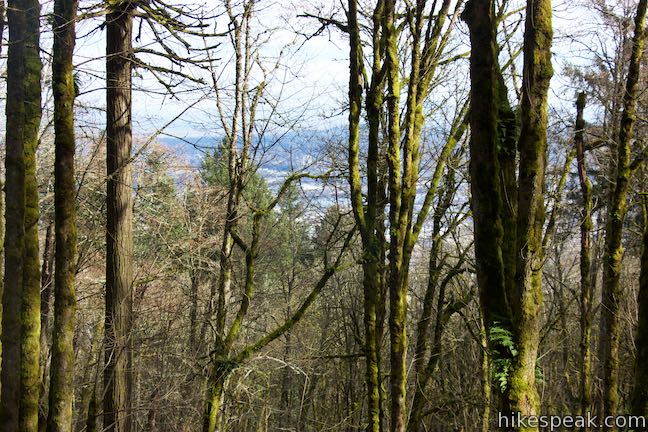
(1, 0, 42, 429)
(47, 0, 79, 429)
(600, 0, 647, 427)
(105, 3, 135, 431)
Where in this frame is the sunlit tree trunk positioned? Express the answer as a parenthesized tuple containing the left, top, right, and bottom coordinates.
(46, 0, 79, 429)
(0, 0, 42, 429)
(507, 0, 553, 420)
(574, 92, 594, 432)
(599, 0, 647, 428)
(347, 1, 385, 430)
(105, 2, 135, 431)
(382, 1, 408, 428)
(22, 0, 43, 427)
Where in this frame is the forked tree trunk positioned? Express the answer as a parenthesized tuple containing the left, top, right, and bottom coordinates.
(346, 0, 384, 429)
(464, 0, 553, 427)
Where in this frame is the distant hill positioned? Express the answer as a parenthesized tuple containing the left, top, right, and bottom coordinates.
(159, 130, 346, 209)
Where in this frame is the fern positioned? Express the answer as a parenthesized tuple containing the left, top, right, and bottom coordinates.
(489, 322, 517, 393)
(488, 322, 544, 393)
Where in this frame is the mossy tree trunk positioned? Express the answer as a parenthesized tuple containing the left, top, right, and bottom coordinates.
(202, 369, 228, 432)
(22, 0, 43, 427)
(201, 3, 247, 428)
(599, 0, 647, 427)
(383, 1, 406, 428)
(0, 0, 42, 430)
(507, 0, 553, 421)
(574, 92, 594, 431)
(46, 0, 79, 429)
(463, 0, 520, 416)
(347, 0, 388, 429)
(1, 0, 28, 427)
(462, 0, 509, 333)
(347, 0, 465, 429)
(105, 2, 135, 431)
(462, 2, 512, 417)
(464, 0, 553, 427)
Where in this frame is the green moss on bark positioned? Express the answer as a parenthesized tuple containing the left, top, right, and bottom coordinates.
(46, 0, 79, 429)
(600, 0, 647, 426)
(1, 0, 42, 430)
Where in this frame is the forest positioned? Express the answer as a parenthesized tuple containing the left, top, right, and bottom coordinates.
(1, 0, 648, 430)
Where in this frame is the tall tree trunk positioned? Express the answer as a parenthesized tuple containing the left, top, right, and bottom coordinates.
(347, 0, 385, 430)
(600, 0, 647, 427)
(463, 1, 513, 419)
(1, 0, 27, 427)
(507, 0, 553, 420)
(462, 0, 509, 334)
(46, 0, 79, 428)
(464, 0, 553, 427)
(22, 0, 43, 427)
(383, 0, 408, 429)
(1, 0, 42, 429)
(202, 5, 245, 426)
(105, 2, 135, 431)
(574, 92, 594, 431)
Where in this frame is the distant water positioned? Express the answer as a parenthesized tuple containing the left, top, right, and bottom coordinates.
(159, 130, 346, 212)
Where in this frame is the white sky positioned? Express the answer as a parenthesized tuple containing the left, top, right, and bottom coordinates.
(71, 0, 350, 139)
(0, 0, 630, 148)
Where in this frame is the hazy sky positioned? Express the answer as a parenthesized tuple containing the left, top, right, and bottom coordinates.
(62, 0, 624, 144)
(71, 0, 350, 141)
